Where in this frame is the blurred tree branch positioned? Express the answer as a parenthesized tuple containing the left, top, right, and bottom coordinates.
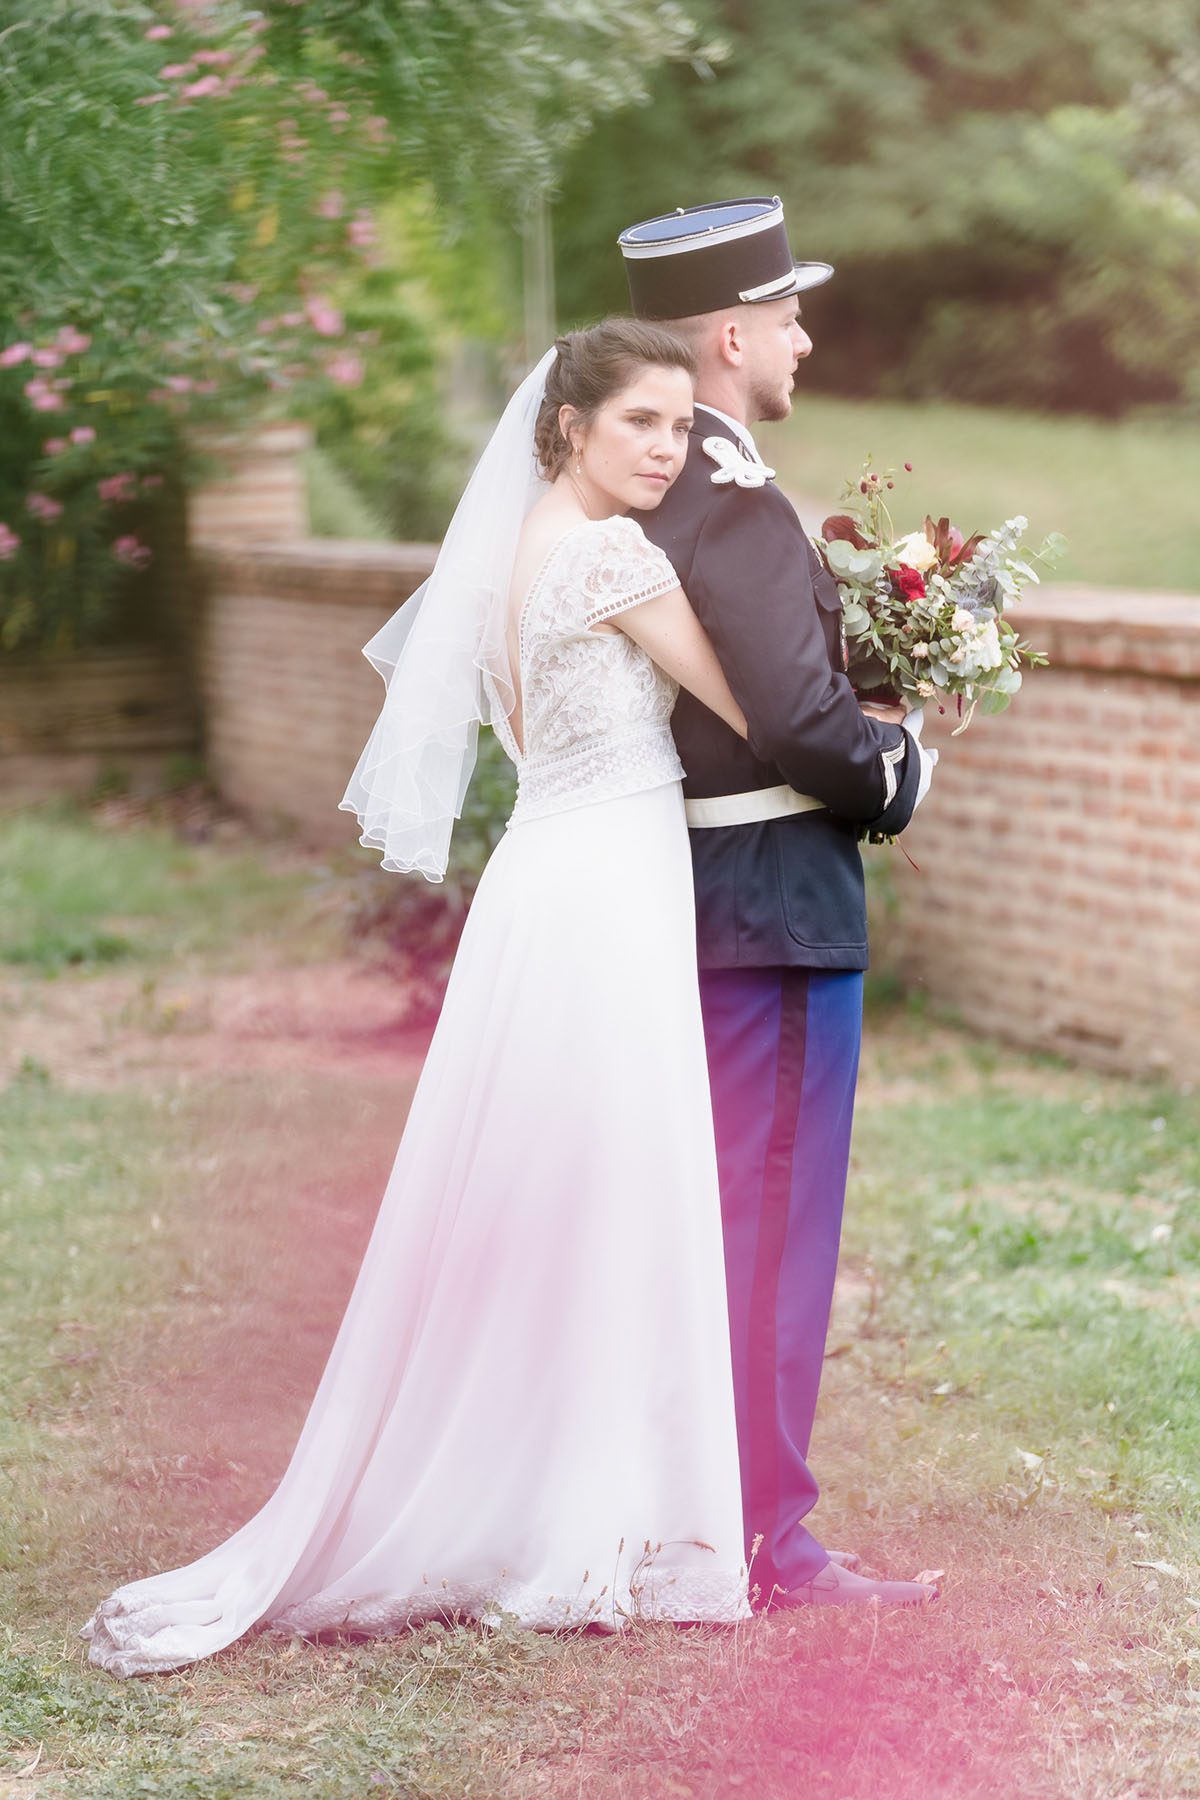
(553, 0, 1200, 413)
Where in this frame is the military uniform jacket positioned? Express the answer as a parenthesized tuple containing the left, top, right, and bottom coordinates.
(633, 410, 922, 972)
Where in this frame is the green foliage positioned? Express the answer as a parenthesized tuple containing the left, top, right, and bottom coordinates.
(347, 728, 517, 1024)
(0, 1, 396, 650)
(0, 1, 716, 648)
(261, 0, 721, 208)
(554, 0, 1200, 414)
(296, 209, 461, 540)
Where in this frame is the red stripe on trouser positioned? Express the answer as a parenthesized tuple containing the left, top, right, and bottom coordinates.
(743, 969, 809, 1594)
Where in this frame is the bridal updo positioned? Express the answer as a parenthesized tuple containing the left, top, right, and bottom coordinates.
(534, 320, 698, 479)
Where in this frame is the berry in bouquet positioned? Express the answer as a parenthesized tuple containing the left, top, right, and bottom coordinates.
(816, 462, 1064, 734)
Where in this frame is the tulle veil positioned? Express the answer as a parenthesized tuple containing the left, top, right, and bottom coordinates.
(339, 346, 556, 880)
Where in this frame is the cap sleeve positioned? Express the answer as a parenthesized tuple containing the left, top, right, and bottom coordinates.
(578, 516, 680, 629)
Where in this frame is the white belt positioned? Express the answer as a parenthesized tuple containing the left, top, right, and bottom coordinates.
(684, 783, 825, 829)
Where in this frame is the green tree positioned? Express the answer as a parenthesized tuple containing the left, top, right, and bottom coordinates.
(0, 0, 714, 648)
(554, 0, 1200, 413)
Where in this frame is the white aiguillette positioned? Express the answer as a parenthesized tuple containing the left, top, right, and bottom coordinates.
(702, 436, 776, 488)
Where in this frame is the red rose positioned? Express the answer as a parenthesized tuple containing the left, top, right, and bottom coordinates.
(894, 564, 926, 601)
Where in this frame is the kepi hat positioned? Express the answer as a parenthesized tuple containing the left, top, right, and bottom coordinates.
(618, 195, 833, 322)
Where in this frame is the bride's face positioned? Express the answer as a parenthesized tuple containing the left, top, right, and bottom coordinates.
(565, 364, 694, 513)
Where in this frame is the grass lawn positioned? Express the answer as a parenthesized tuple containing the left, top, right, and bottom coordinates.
(760, 396, 1200, 593)
(1, 809, 1198, 1798)
(0, 803, 349, 978)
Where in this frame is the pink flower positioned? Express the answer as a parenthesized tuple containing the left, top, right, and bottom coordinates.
(32, 347, 63, 369)
(135, 93, 170, 106)
(348, 212, 376, 248)
(56, 326, 91, 355)
(145, 24, 173, 40)
(327, 107, 350, 125)
(193, 378, 218, 395)
(43, 437, 68, 455)
(164, 374, 194, 392)
(226, 282, 259, 304)
(182, 75, 223, 99)
(326, 351, 364, 387)
(192, 48, 233, 66)
(27, 492, 64, 523)
(304, 297, 343, 337)
(159, 62, 196, 79)
(278, 310, 305, 328)
(0, 342, 32, 368)
(0, 523, 20, 559)
(141, 474, 164, 490)
(316, 190, 344, 219)
(70, 425, 96, 446)
(31, 391, 65, 412)
(113, 534, 152, 568)
(99, 473, 137, 504)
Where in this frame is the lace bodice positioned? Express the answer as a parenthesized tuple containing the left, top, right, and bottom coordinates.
(493, 515, 684, 824)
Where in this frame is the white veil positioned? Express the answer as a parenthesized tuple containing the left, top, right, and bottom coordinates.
(339, 347, 555, 880)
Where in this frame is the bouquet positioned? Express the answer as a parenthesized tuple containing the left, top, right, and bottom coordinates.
(816, 463, 1064, 733)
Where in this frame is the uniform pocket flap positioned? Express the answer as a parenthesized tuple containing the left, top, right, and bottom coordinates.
(812, 567, 844, 614)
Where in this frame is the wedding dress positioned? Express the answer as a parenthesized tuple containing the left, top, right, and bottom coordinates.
(83, 513, 750, 1676)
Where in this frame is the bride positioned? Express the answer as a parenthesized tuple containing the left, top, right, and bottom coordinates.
(83, 319, 755, 1676)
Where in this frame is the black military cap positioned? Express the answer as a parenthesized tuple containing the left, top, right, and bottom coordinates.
(618, 196, 833, 322)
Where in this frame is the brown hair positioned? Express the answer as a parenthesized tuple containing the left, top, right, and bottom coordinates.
(534, 319, 698, 479)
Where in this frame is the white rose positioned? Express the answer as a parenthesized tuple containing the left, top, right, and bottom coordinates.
(893, 530, 937, 573)
(951, 607, 975, 632)
(953, 619, 1004, 679)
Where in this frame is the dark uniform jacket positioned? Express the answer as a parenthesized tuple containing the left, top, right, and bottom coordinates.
(633, 409, 922, 973)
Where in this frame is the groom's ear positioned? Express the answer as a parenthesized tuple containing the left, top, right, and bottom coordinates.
(716, 315, 745, 369)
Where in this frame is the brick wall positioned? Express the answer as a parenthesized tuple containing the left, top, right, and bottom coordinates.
(0, 646, 199, 804)
(189, 423, 310, 543)
(192, 540, 436, 837)
(196, 544, 1199, 1083)
(876, 586, 1199, 1082)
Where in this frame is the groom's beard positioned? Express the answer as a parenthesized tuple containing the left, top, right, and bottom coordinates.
(750, 376, 794, 424)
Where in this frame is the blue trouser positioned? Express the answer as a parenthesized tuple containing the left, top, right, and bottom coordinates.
(698, 965, 864, 1599)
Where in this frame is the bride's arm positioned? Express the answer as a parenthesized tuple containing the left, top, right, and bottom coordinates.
(609, 586, 748, 740)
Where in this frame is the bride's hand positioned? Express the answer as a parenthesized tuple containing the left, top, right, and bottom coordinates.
(858, 700, 906, 726)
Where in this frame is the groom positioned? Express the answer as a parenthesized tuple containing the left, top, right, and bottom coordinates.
(621, 197, 937, 1610)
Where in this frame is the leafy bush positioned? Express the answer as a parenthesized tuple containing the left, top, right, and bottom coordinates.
(0, 2, 403, 649)
(348, 730, 517, 1024)
(554, 0, 1200, 416)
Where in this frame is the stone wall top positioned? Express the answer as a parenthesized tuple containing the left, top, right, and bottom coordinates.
(1010, 584, 1200, 680)
(192, 537, 439, 605)
(193, 538, 1200, 681)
